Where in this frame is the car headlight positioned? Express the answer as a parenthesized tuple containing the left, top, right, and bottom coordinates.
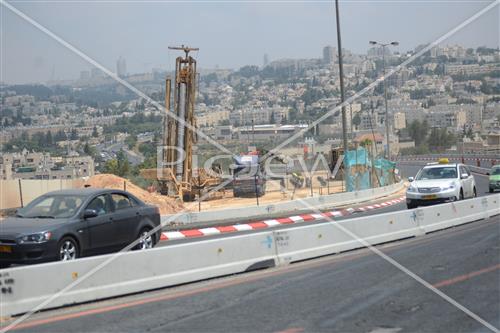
(441, 183, 456, 191)
(18, 232, 52, 244)
(408, 185, 417, 192)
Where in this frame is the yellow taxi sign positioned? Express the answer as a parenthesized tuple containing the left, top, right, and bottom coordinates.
(438, 158, 449, 164)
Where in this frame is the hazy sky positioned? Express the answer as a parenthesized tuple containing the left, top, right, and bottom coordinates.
(1, 0, 499, 84)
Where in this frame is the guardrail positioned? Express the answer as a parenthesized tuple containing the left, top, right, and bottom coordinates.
(2, 194, 498, 318)
(397, 159, 490, 175)
(162, 181, 405, 227)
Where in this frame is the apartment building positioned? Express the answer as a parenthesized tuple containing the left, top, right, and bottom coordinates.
(0, 150, 94, 180)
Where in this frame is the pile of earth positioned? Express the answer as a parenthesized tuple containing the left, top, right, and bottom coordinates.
(82, 174, 184, 215)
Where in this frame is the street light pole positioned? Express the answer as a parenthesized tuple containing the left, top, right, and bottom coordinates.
(382, 46, 390, 159)
(335, 0, 348, 157)
(369, 40, 398, 160)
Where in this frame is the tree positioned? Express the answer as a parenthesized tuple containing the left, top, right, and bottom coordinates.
(270, 111, 276, 124)
(116, 150, 130, 177)
(103, 159, 119, 175)
(92, 126, 99, 138)
(54, 130, 66, 142)
(45, 131, 53, 146)
(352, 113, 361, 129)
(125, 134, 137, 149)
(408, 120, 429, 146)
(427, 127, 455, 152)
(103, 151, 130, 177)
(70, 128, 78, 140)
(83, 142, 96, 157)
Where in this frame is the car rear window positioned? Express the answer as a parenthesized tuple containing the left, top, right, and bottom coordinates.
(111, 194, 132, 210)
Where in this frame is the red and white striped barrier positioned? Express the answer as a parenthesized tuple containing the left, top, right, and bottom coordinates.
(160, 196, 407, 242)
(400, 156, 497, 164)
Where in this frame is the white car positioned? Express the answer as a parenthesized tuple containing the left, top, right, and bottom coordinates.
(406, 162, 477, 209)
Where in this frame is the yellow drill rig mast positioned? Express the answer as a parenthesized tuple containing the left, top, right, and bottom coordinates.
(141, 45, 198, 201)
(165, 45, 198, 201)
(141, 45, 223, 202)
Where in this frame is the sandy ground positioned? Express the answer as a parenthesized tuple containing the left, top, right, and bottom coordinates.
(82, 174, 184, 215)
(82, 173, 345, 214)
(192, 179, 344, 211)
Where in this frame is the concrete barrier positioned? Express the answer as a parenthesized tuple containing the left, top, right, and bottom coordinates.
(274, 194, 499, 264)
(0, 232, 277, 317)
(162, 181, 405, 226)
(2, 194, 498, 318)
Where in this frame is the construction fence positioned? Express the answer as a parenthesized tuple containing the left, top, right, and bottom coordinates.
(344, 147, 397, 192)
(0, 179, 84, 210)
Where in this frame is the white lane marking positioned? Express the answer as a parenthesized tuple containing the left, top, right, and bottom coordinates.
(163, 231, 185, 240)
(233, 224, 253, 231)
(263, 219, 281, 227)
(198, 227, 221, 236)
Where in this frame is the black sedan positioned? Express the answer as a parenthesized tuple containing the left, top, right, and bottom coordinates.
(0, 188, 161, 268)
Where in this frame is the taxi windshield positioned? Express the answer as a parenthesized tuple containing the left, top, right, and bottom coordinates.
(492, 167, 500, 175)
(416, 167, 457, 180)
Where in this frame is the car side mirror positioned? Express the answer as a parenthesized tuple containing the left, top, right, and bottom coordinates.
(408, 177, 414, 182)
(460, 174, 469, 179)
(83, 209, 98, 219)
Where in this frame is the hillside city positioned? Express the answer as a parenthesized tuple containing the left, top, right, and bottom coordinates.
(1, 44, 499, 185)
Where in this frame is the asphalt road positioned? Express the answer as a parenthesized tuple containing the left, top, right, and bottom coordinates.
(11, 213, 499, 333)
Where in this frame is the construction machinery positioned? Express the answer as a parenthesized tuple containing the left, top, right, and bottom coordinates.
(141, 45, 223, 201)
(327, 146, 345, 180)
(231, 153, 266, 198)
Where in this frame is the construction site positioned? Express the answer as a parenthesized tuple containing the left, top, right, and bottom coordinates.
(83, 46, 395, 214)
(0, 46, 395, 216)
(133, 47, 358, 209)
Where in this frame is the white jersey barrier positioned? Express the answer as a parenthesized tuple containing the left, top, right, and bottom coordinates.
(0, 232, 277, 317)
(274, 195, 498, 264)
(162, 181, 405, 226)
(1, 194, 498, 318)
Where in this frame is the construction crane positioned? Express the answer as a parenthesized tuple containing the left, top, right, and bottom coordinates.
(141, 45, 222, 201)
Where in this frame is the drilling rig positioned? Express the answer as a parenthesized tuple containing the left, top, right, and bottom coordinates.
(141, 45, 222, 201)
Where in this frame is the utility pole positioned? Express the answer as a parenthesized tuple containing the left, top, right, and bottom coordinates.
(369, 40, 399, 159)
(382, 48, 390, 159)
(335, 0, 348, 157)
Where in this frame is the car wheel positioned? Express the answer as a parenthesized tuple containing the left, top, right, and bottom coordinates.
(58, 237, 79, 261)
(136, 228, 155, 250)
(407, 201, 417, 209)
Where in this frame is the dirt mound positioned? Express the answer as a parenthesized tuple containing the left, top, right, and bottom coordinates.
(82, 174, 184, 215)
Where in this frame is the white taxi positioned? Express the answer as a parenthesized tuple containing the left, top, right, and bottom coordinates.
(406, 160, 477, 209)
